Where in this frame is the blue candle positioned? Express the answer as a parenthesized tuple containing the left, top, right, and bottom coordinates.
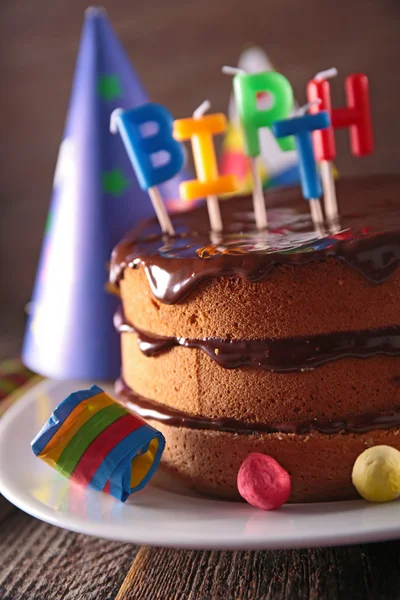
(112, 103, 185, 190)
(272, 111, 330, 200)
(111, 103, 185, 235)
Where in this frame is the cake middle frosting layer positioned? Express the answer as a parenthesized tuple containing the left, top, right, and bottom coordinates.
(116, 378, 400, 435)
(115, 308, 400, 372)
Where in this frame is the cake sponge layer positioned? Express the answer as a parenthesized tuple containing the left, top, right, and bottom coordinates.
(147, 420, 400, 503)
(122, 333, 400, 423)
(120, 261, 400, 341)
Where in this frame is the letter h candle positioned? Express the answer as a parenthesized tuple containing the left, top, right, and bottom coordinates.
(307, 70, 374, 229)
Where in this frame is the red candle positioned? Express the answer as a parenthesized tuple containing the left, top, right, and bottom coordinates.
(333, 74, 374, 156)
(306, 73, 374, 159)
(306, 71, 374, 232)
(306, 78, 335, 160)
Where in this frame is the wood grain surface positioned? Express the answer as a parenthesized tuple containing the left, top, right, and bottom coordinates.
(0, 497, 137, 600)
(1, 493, 400, 600)
(115, 543, 400, 600)
(1, 1, 400, 598)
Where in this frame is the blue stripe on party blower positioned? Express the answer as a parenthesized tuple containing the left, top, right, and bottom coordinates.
(111, 103, 185, 235)
(272, 109, 331, 233)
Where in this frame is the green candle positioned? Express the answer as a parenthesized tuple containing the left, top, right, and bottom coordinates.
(233, 71, 295, 156)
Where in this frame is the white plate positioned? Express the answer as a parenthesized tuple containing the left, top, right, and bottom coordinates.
(0, 378, 399, 550)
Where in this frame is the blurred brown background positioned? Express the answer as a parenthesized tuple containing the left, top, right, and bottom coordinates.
(0, 0, 399, 358)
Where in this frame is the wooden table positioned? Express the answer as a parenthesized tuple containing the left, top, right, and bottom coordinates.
(0, 370, 400, 599)
(1, 0, 400, 598)
(1, 492, 400, 600)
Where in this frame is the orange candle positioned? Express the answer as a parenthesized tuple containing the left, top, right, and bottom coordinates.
(174, 113, 237, 201)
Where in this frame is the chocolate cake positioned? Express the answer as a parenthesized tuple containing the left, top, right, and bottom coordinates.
(111, 175, 400, 503)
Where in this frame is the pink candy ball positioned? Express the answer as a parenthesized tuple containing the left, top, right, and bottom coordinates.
(237, 452, 291, 510)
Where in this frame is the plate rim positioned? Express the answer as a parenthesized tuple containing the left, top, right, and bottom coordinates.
(0, 378, 400, 550)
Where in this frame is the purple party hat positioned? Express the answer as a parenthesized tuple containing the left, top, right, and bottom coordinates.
(22, 8, 188, 380)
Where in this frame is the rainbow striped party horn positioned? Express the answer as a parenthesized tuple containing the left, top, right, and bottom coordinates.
(31, 385, 165, 502)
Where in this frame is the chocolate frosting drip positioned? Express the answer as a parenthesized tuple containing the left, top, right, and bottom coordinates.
(110, 177, 400, 304)
(114, 308, 400, 372)
(116, 378, 400, 435)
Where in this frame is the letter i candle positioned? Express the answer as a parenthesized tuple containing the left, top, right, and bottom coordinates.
(173, 100, 238, 233)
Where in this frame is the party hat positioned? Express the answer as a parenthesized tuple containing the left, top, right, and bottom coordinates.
(220, 46, 301, 190)
(22, 8, 187, 381)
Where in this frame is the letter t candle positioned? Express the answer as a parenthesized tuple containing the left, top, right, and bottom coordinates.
(272, 106, 331, 234)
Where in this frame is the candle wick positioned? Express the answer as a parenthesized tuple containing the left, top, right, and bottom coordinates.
(110, 108, 123, 134)
(314, 67, 338, 81)
(221, 65, 247, 76)
(193, 100, 211, 119)
(296, 99, 321, 116)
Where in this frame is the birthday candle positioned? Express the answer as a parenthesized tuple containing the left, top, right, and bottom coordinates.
(307, 69, 374, 229)
(173, 102, 238, 233)
(272, 107, 331, 233)
(222, 67, 294, 229)
(111, 103, 185, 235)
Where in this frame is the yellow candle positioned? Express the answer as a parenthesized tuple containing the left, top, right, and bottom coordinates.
(174, 113, 238, 200)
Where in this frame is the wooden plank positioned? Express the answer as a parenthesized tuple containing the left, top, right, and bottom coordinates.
(0, 506, 138, 600)
(0, 495, 17, 525)
(1, 499, 400, 599)
(115, 542, 400, 600)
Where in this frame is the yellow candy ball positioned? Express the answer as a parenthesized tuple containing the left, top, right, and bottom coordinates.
(352, 445, 400, 503)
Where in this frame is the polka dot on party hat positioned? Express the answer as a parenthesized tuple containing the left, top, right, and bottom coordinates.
(31, 385, 165, 502)
(237, 452, 291, 510)
(352, 445, 400, 503)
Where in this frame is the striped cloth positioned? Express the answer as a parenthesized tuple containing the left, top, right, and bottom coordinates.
(31, 385, 165, 502)
(0, 359, 38, 418)
(0, 359, 34, 401)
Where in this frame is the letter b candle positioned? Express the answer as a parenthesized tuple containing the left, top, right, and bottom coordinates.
(111, 103, 185, 235)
